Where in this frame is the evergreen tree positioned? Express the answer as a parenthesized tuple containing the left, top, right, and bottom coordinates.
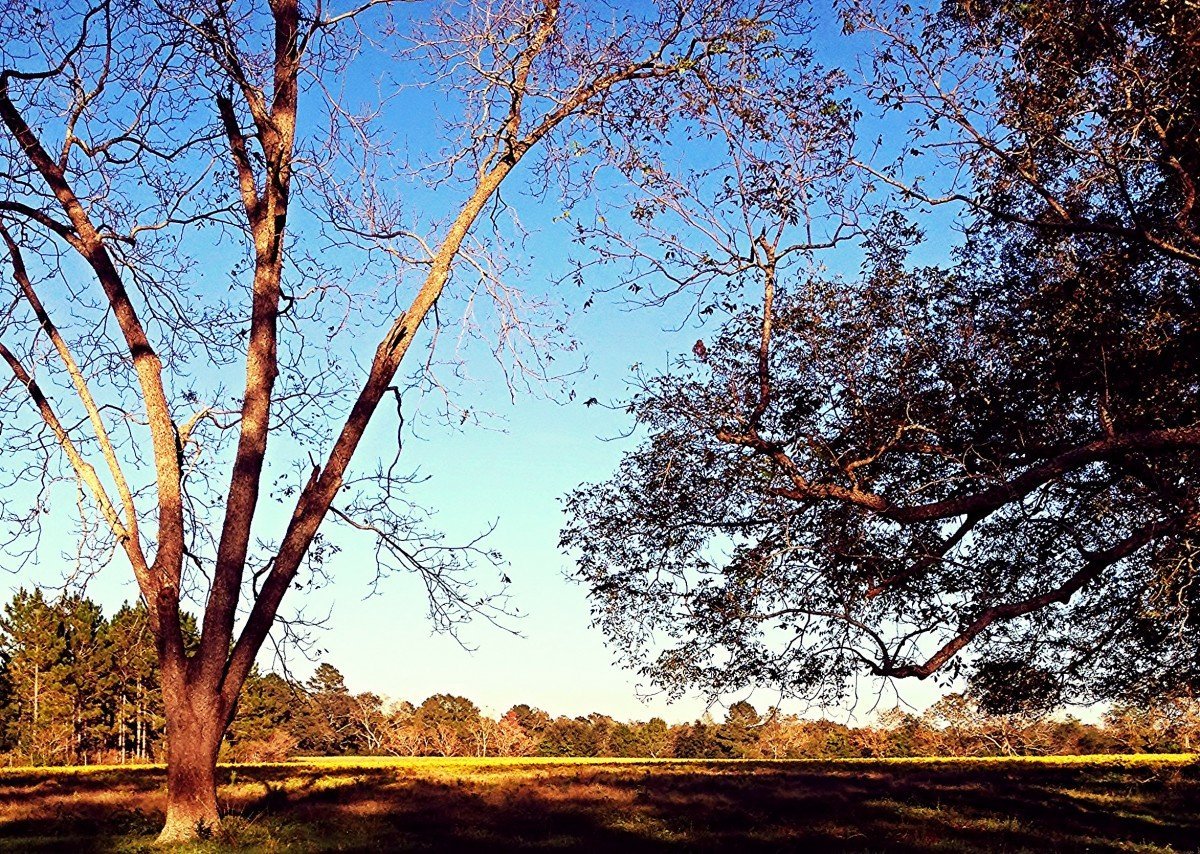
(412, 694, 482, 757)
(0, 589, 71, 763)
(672, 722, 719, 759)
(105, 602, 163, 762)
(230, 672, 303, 745)
(305, 663, 355, 753)
(59, 595, 110, 764)
(717, 702, 761, 758)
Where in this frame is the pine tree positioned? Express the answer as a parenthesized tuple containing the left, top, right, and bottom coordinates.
(105, 602, 162, 762)
(716, 702, 762, 759)
(305, 663, 354, 754)
(0, 589, 72, 763)
(59, 595, 110, 764)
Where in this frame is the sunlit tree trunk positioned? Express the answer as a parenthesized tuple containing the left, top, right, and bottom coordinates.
(31, 663, 39, 754)
(157, 671, 230, 843)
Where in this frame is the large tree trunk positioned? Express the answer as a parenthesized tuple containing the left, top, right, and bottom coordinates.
(157, 688, 226, 844)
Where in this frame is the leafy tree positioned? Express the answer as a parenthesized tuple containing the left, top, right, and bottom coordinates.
(485, 709, 535, 757)
(671, 721, 719, 758)
(1046, 716, 1116, 756)
(584, 713, 616, 756)
(562, 0, 1200, 709)
(606, 717, 674, 758)
(226, 670, 320, 758)
(1104, 690, 1200, 753)
(303, 663, 356, 754)
(872, 708, 933, 758)
(539, 716, 598, 757)
(505, 704, 551, 737)
(638, 717, 673, 759)
(798, 719, 857, 759)
(413, 694, 482, 757)
(307, 664, 348, 697)
(607, 722, 639, 758)
(716, 701, 761, 758)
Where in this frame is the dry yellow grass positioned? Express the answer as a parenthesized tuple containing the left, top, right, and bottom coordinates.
(2, 752, 1190, 776)
(0, 754, 1195, 852)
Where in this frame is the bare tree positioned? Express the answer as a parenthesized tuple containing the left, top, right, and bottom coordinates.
(0, 0, 805, 839)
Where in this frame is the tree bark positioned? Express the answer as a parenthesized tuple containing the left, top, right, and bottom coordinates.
(157, 689, 225, 844)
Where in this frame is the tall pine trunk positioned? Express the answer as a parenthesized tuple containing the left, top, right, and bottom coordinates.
(119, 694, 127, 764)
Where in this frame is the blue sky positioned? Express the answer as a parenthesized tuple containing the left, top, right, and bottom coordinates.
(1, 1, 959, 724)
(245, 254, 950, 724)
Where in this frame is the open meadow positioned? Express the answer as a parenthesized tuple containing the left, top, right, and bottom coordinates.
(0, 755, 1196, 852)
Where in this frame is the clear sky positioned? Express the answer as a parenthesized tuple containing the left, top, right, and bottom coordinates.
(2, 1, 955, 725)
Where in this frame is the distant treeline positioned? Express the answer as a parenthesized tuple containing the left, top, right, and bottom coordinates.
(1, 590, 1197, 766)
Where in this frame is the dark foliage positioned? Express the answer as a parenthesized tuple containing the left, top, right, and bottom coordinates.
(562, 0, 1200, 706)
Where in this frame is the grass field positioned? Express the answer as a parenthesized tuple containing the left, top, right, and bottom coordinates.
(0, 754, 1196, 852)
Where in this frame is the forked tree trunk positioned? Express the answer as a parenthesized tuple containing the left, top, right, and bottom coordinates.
(157, 688, 226, 844)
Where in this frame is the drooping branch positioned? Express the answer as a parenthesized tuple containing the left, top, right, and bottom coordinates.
(0, 341, 176, 622)
(876, 511, 1197, 679)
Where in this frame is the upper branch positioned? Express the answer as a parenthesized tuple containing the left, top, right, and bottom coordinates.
(0, 342, 135, 562)
(0, 74, 185, 594)
(726, 424, 1200, 524)
(0, 225, 142, 551)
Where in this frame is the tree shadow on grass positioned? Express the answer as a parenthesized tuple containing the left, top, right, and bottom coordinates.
(0, 760, 1195, 852)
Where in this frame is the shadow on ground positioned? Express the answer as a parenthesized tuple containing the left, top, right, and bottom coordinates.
(0, 758, 1196, 852)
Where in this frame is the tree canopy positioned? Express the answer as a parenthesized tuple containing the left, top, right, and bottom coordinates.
(562, 0, 1200, 707)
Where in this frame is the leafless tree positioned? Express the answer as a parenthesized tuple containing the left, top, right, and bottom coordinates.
(0, 0, 807, 839)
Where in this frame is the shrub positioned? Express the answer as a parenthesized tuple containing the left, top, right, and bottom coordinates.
(225, 730, 298, 763)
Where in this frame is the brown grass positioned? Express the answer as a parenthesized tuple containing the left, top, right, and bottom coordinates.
(0, 755, 1196, 852)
